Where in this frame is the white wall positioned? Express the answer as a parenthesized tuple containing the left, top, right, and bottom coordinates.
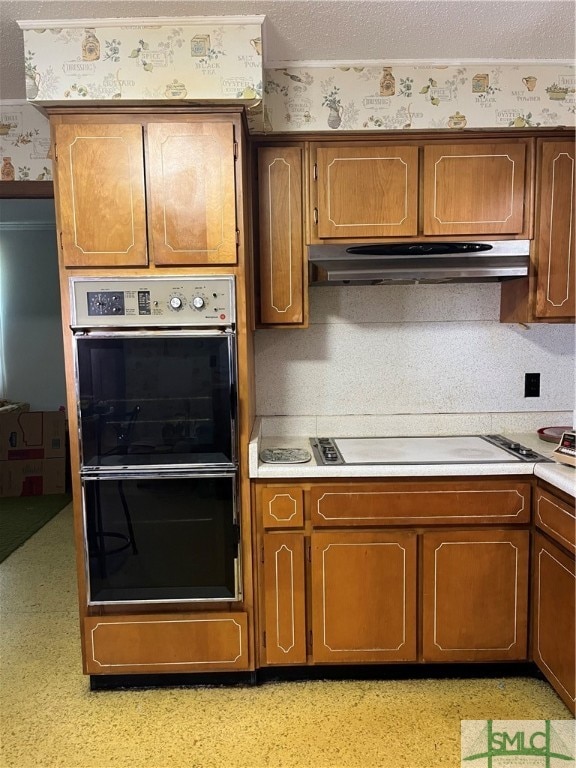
(0, 199, 66, 411)
(255, 283, 575, 436)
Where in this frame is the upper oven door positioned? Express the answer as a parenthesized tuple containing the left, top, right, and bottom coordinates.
(74, 330, 237, 471)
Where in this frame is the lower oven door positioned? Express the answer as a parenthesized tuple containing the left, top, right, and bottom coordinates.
(82, 472, 240, 606)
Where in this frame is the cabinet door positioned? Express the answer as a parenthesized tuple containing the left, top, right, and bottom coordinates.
(422, 529, 529, 662)
(147, 122, 237, 265)
(311, 531, 417, 662)
(315, 146, 419, 238)
(54, 123, 147, 267)
(532, 533, 575, 715)
(262, 533, 307, 664)
(258, 147, 304, 324)
(535, 140, 575, 319)
(423, 142, 527, 235)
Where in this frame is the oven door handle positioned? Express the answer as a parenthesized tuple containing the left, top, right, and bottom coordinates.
(72, 328, 235, 339)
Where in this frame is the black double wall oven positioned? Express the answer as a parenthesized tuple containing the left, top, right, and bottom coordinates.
(70, 276, 241, 606)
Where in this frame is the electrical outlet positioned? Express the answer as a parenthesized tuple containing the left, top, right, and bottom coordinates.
(524, 372, 541, 397)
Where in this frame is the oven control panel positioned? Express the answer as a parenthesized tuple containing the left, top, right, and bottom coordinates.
(70, 277, 235, 327)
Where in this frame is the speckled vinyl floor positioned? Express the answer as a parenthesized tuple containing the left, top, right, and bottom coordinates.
(0, 505, 572, 768)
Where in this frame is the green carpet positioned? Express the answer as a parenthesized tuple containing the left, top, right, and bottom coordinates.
(0, 494, 72, 563)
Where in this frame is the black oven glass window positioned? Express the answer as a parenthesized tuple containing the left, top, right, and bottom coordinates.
(85, 476, 238, 603)
(76, 336, 235, 467)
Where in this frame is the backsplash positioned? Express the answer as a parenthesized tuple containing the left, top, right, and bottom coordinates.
(255, 284, 575, 436)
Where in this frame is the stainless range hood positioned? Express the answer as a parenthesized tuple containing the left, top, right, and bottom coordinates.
(308, 240, 530, 285)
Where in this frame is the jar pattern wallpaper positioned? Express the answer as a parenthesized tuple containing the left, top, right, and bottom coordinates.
(2, 18, 575, 179)
(261, 64, 575, 133)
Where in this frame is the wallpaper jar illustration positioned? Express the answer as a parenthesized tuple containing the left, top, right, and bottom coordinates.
(1, 157, 15, 181)
(380, 67, 396, 96)
(82, 29, 101, 61)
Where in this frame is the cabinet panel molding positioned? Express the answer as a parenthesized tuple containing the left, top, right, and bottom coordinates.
(262, 534, 307, 664)
(535, 141, 576, 318)
(315, 145, 419, 238)
(423, 142, 527, 235)
(84, 612, 249, 674)
(310, 481, 530, 526)
(422, 529, 529, 661)
(532, 533, 575, 713)
(147, 122, 237, 265)
(535, 487, 576, 554)
(54, 123, 147, 267)
(258, 147, 304, 324)
(311, 531, 417, 662)
(260, 486, 304, 529)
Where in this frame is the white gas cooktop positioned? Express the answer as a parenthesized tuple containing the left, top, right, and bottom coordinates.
(312, 435, 547, 466)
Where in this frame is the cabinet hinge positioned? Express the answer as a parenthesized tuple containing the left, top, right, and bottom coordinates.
(53, 143, 58, 162)
(306, 542, 311, 562)
(263, 631, 266, 648)
(313, 208, 318, 225)
(59, 232, 63, 252)
(308, 629, 313, 649)
(233, 141, 239, 160)
(260, 545, 265, 564)
(313, 162, 318, 181)
(236, 229, 240, 246)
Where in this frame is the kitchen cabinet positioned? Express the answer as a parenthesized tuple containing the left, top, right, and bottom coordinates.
(310, 138, 531, 242)
(53, 116, 238, 268)
(262, 533, 307, 665)
(257, 146, 306, 325)
(534, 140, 575, 319)
(313, 145, 419, 238)
(311, 530, 417, 663)
(256, 478, 531, 667)
(83, 612, 250, 674)
(500, 137, 575, 323)
(422, 142, 528, 236)
(532, 483, 575, 714)
(422, 529, 529, 662)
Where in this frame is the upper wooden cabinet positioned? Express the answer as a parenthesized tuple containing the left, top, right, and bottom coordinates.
(53, 116, 239, 268)
(314, 145, 419, 238)
(257, 147, 305, 324)
(309, 137, 532, 243)
(534, 140, 575, 319)
(54, 123, 148, 267)
(500, 135, 575, 323)
(422, 142, 527, 236)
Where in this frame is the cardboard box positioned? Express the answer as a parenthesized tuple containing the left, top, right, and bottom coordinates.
(0, 457, 66, 497)
(0, 409, 65, 461)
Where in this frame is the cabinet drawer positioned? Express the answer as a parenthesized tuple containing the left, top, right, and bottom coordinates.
(535, 488, 576, 554)
(260, 486, 304, 529)
(84, 612, 249, 674)
(310, 481, 530, 527)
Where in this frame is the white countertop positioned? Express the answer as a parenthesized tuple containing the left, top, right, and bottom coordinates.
(249, 424, 575, 498)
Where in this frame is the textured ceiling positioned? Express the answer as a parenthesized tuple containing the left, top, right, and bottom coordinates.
(0, 0, 574, 100)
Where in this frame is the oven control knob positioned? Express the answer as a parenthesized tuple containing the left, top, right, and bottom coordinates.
(192, 296, 205, 310)
(169, 296, 183, 311)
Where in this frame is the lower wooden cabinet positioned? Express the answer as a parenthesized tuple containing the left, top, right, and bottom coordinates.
(311, 531, 417, 663)
(532, 532, 576, 714)
(83, 612, 250, 674)
(262, 533, 307, 664)
(422, 529, 529, 662)
(256, 478, 532, 669)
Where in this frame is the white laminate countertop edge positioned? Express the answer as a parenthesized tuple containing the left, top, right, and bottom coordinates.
(248, 425, 575, 498)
